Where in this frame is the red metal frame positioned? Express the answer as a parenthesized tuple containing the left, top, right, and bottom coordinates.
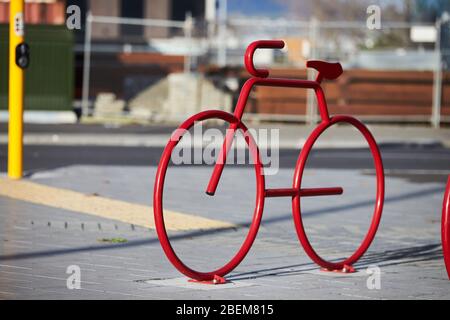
(154, 110, 265, 281)
(442, 176, 450, 280)
(154, 40, 385, 282)
(292, 115, 384, 271)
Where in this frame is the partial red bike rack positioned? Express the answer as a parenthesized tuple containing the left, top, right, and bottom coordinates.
(154, 40, 385, 283)
(442, 176, 450, 280)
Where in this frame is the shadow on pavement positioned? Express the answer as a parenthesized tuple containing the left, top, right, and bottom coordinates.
(259, 185, 443, 226)
(355, 243, 443, 269)
(0, 187, 444, 265)
(228, 243, 443, 281)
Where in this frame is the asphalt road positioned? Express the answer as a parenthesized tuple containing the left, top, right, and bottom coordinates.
(1, 123, 449, 182)
(0, 144, 449, 181)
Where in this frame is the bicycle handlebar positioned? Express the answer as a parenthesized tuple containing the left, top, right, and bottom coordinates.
(245, 40, 285, 78)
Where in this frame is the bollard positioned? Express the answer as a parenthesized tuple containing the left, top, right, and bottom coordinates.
(8, 0, 29, 179)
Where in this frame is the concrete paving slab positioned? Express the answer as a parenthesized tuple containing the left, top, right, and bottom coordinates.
(144, 277, 257, 290)
(0, 165, 449, 299)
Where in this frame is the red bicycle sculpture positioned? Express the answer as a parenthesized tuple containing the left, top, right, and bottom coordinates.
(154, 40, 385, 282)
(442, 176, 450, 280)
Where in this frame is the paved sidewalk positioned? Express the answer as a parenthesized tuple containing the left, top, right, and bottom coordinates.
(0, 165, 448, 299)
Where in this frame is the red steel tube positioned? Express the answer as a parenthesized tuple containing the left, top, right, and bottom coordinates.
(205, 122, 238, 195)
(300, 187, 343, 197)
(154, 40, 385, 281)
(265, 187, 343, 198)
(232, 77, 319, 120)
(292, 115, 385, 271)
(154, 110, 266, 281)
(442, 175, 450, 280)
(245, 40, 285, 78)
(209, 76, 324, 195)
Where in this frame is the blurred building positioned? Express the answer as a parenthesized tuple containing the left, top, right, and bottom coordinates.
(0, 0, 448, 123)
(0, 0, 74, 113)
(66, 0, 206, 42)
(63, 1, 209, 107)
(1, 1, 208, 41)
(0, 0, 66, 25)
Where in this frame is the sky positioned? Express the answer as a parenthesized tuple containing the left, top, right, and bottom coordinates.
(227, 0, 286, 17)
(226, 0, 449, 19)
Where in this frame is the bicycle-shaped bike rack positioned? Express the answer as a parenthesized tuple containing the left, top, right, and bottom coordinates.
(154, 40, 385, 283)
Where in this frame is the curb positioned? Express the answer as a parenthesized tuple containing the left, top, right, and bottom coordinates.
(0, 133, 447, 149)
(0, 111, 77, 124)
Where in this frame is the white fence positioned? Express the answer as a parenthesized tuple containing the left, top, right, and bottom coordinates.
(81, 13, 449, 127)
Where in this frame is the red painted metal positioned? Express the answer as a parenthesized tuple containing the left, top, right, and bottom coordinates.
(205, 122, 238, 195)
(292, 115, 384, 272)
(321, 264, 355, 274)
(153, 40, 385, 282)
(189, 275, 228, 285)
(244, 40, 285, 78)
(265, 187, 343, 198)
(154, 110, 265, 281)
(306, 60, 343, 82)
(442, 176, 450, 280)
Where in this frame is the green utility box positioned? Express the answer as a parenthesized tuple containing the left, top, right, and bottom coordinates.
(0, 24, 74, 111)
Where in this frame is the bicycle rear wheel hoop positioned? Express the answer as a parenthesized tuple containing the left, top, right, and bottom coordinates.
(292, 115, 385, 271)
(442, 176, 450, 280)
(153, 110, 265, 281)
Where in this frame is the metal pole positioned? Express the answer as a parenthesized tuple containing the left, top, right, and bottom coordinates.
(432, 20, 442, 128)
(184, 12, 193, 74)
(8, 0, 25, 179)
(91, 15, 185, 28)
(217, 0, 227, 67)
(81, 11, 92, 116)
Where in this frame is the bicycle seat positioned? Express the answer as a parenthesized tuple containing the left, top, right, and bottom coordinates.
(306, 60, 343, 80)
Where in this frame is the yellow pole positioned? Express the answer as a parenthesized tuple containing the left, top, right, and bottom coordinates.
(8, 0, 25, 179)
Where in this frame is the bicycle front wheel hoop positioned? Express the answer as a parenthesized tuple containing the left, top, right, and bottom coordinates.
(153, 110, 265, 281)
(292, 115, 385, 271)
